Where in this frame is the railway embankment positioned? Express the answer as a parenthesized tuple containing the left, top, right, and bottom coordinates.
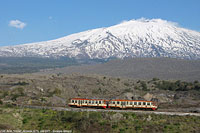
(12, 104, 200, 117)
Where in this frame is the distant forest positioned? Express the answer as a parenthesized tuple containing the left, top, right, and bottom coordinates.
(0, 57, 107, 74)
(0, 57, 77, 74)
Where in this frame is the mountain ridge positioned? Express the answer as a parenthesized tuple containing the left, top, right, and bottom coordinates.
(0, 18, 200, 59)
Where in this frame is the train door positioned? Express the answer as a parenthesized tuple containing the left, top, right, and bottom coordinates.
(106, 101, 109, 108)
(78, 100, 80, 106)
(121, 101, 126, 109)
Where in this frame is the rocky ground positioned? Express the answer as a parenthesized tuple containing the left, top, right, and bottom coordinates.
(0, 73, 200, 113)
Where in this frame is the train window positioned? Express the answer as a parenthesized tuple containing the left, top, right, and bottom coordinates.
(138, 102, 141, 105)
(75, 100, 77, 103)
(85, 100, 88, 104)
(130, 102, 132, 105)
(99, 101, 101, 104)
(96, 101, 98, 104)
(72, 100, 74, 103)
(117, 101, 120, 104)
(127, 101, 129, 105)
(89, 101, 91, 104)
(113, 101, 115, 104)
(134, 102, 137, 105)
(147, 102, 150, 105)
(143, 102, 146, 105)
(92, 101, 94, 104)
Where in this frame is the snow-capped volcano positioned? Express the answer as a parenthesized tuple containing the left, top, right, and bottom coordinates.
(0, 18, 200, 59)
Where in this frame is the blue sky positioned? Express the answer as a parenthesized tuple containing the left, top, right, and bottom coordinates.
(0, 0, 200, 46)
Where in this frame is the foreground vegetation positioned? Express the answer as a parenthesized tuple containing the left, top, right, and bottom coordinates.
(0, 106, 200, 132)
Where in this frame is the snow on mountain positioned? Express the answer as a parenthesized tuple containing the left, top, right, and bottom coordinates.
(0, 18, 200, 59)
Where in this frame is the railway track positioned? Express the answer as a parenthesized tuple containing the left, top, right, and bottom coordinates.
(17, 104, 200, 117)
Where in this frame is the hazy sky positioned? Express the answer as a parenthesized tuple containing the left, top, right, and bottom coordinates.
(0, 0, 199, 46)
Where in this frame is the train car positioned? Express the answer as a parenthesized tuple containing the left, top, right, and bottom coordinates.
(109, 99, 158, 110)
(68, 98, 108, 109)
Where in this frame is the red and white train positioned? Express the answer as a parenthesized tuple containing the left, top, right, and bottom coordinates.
(68, 98, 158, 110)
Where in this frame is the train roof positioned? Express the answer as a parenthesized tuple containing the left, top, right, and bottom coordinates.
(70, 98, 107, 101)
(70, 98, 155, 102)
(110, 99, 155, 102)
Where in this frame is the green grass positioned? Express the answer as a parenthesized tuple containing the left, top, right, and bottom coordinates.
(0, 106, 200, 132)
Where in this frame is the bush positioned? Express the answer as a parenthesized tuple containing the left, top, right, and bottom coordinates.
(10, 87, 25, 101)
(134, 86, 140, 90)
(0, 99, 3, 105)
(53, 88, 61, 95)
(4, 103, 14, 108)
(16, 87, 25, 95)
(154, 80, 199, 91)
(123, 88, 132, 93)
(3, 91, 9, 97)
(124, 83, 130, 86)
(11, 94, 20, 101)
(112, 124, 118, 129)
(194, 84, 200, 91)
(141, 81, 147, 91)
(14, 81, 29, 86)
(152, 77, 159, 81)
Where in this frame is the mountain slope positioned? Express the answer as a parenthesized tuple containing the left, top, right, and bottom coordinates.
(0, 18, 200, 59)
(39, 58, 200, 81)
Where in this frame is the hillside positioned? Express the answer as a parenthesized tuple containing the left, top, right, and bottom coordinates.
(40, 58, 200, 81)
(0, 73, 200, 112)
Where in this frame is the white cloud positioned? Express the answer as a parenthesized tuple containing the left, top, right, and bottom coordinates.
(119, 18, 180, 27)
(9, 20, 26, 29)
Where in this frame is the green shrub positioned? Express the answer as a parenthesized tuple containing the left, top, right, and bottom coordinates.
(117, 78, 120, 81)
(14, 81, 29, 86)
(152, 77, 160, 81)
(124, 83, 130, 86)
(112, 124, 118, 129)
(0, 100, 3, 105)
(141, 81, 147, 91)
(154, 80, 199, 91)
(119, 128, 126, 133)
(123, 88, 132, 93)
